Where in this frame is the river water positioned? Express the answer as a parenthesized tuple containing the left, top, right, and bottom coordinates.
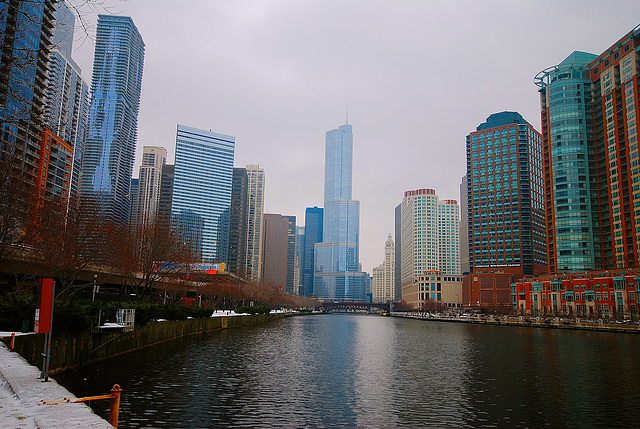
(55, 315, 640, 428)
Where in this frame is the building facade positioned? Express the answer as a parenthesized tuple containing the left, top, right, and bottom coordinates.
(372, 234, 395, 303)
(466, 112, 547, 278)
(314, 123, 367, 301)
(513, 270, 639, 319)
(171, 125, 235, 262)
(228, 167, 248, 277)
(301, 206, 323, 297)
(43, 2, 89, 201)
(78, 15, 145, 224)
(399, 189, 461, 308)
(535, 26, 640, 273)
(244, 165, 265, 282)
(0, 0, 56, 187)
(261, 213, 296, 293)
(134, 146, 166, 226)
(157, 164, 174, 226)
(34, 129, 73, 206)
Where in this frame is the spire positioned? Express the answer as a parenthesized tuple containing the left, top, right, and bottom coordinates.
(346, 104, 349, 125)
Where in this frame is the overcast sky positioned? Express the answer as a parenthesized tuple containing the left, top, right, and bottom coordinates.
(69, 0, 640, 274)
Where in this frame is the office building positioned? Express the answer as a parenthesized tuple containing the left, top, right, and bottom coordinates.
(0, 0, 56, 184)
(134, 146, 166, 225)
(227, 165, 265, 280)
(301, 206, 323, 297)
(399, 188, 461, 309)
(228, 167, 248, 277)
(314, 123, 367, 301)
(465, 112, 547, 278)
(394, 203, 402, 301)
(294, 225, 304, 294)
(245, 165, 265, 282)
(78, 15, 145, 224)
(536, 25, 640, 273)
(43, 2, 89, 200)
(171, 124, 235, 262)
(157, 164, 174, 226)
(261, 214, 296, 293)
(372, 234, 395, 303)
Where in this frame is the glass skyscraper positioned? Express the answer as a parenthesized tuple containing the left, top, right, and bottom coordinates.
(301, 206, 323, 297)
(0, 1, 56, 178)
(314, 123, 366, 301)
(44, 2, 89, 202)
(78, 15, 145, 224)
(171, 125, 235, 263)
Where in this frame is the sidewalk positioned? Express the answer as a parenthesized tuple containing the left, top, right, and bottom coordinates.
(0, 335, 113, 428)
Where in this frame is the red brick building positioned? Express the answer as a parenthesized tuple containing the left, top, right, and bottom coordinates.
(513, 270, 639, 319)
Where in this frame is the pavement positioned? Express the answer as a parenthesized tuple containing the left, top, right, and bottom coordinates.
(0, 333, 113, 429)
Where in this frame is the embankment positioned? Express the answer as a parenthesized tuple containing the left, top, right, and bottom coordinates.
(3, 313, 283, 375)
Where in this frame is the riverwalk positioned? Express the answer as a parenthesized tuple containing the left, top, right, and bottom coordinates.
(389, 311, 640, 333)
(0, 336, 113, 428)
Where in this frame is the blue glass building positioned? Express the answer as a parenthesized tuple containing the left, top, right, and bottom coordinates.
(171, 125, 235, 263)
(314, 124, 366, 301)
(301, 206, 323, 296)
(78, 15, 144, 224)
(0, 1, 56, 175)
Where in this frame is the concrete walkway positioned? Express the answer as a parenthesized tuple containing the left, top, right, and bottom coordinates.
(0, 335, 113, 428)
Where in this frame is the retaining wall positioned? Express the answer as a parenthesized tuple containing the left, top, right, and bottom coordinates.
(3, 314, 282, 374)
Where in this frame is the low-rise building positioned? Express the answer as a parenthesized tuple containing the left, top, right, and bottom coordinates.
(513, 270, 640, 319)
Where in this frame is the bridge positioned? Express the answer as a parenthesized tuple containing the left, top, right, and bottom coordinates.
(320, 301, 391, 313)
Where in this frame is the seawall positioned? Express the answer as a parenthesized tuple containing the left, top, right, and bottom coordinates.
(3, 313, 283, 375)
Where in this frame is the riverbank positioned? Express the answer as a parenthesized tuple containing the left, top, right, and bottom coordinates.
(388, 311, 640, 333)
(0, 312, 285, 427)
(2, 313, 284, 376)
(0, 341, 113, 428)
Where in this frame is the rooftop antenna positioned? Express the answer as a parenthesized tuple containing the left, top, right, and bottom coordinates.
(346, 104, 349, 125)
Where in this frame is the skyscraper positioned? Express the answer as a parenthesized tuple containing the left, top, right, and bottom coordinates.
(536, 26, 640, 272)
(245, 165, 265, 281)
(157, 164, 174, 226)
(314, 123, 367, 301)
(171, 124, 235, 263)
(261, 213, 296, 293)
(228, 167, 248, 277)
(78, 15, 144, 224)
(0, 0, 56, 180)
(43, 2, 89, 201)
(301, 206, 323, 297)
(465, 112, 547, 277)
(134, 146, 166, 225)
(399, 189, 461, 308)
(372, 234, 395, 303)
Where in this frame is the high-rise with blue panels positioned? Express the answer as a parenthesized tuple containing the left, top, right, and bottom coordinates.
(171, 125, 235, 263)
(314, 123, 366, 301)
(79, 15, 144, 224)
(0, 0, 55, 178)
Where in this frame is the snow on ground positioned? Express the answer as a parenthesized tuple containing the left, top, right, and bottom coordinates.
(210, 310, 248, 317)
(0, 338, 113, 428)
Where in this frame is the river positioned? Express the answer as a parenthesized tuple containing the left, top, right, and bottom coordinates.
(55, 314, 640, 428)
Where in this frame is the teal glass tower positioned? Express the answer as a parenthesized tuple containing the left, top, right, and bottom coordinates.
(536, 52, 598, 273)
(79, 15, 145, 224)
(314, 123, 366, 301)
(171, 125, 235, 263)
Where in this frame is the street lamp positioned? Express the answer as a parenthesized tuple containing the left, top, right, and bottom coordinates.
(92, 274, 98, 302)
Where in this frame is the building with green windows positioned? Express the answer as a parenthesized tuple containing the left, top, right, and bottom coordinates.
(536, 25, 640, 273)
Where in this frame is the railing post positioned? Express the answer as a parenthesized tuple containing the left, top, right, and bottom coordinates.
(10, 332, 15, 350)
(109, 384, 122, 428)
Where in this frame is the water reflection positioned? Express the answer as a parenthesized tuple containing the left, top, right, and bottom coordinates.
(55, 316, 640, 428)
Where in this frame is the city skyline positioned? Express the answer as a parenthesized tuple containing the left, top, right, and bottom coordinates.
(66, 1, 640, 273)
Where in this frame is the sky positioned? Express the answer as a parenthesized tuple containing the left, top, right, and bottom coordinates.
(67, 0, 640, 274)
